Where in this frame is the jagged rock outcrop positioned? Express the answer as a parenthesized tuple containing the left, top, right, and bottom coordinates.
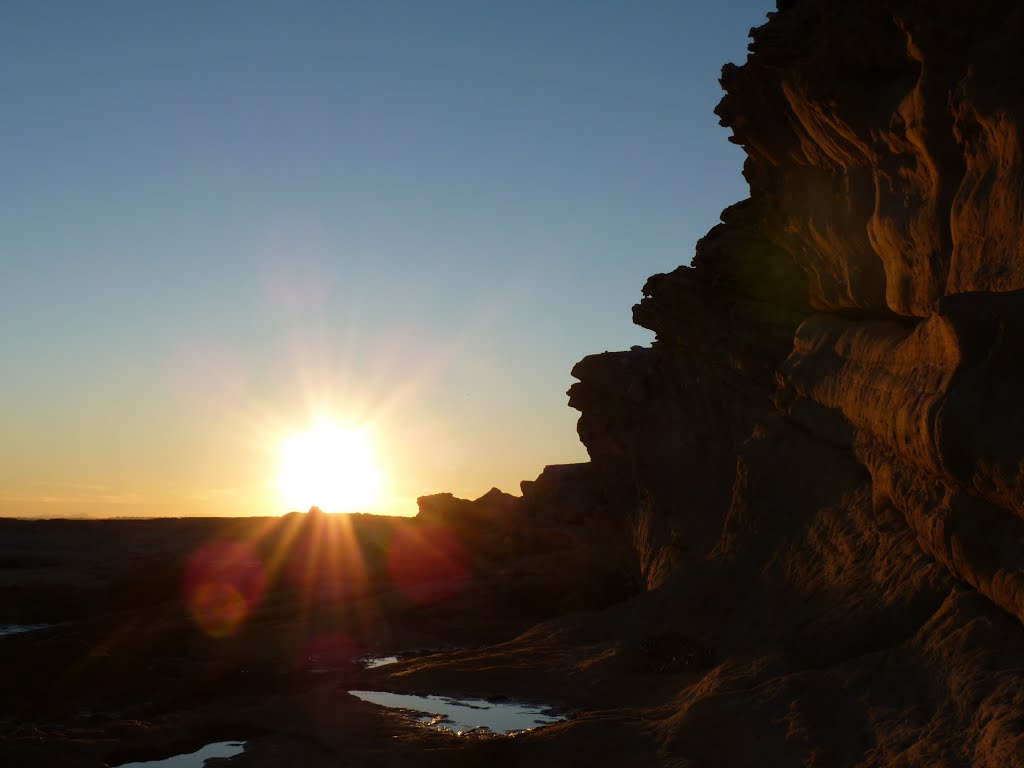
(565, 1, 1024, 764)
(414, 480, 637, 616)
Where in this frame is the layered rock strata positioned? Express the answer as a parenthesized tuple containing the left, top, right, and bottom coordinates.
(565, 0, 1024, 763)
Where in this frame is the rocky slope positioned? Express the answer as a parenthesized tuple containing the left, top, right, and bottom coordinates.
(562, 0, 1024, 763)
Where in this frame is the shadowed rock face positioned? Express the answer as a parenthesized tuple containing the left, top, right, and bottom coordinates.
(567, 0, 1024, 763)
(717, 0, 1024, 317)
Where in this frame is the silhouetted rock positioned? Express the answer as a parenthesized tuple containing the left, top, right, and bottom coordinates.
(520, 463, 603, 525)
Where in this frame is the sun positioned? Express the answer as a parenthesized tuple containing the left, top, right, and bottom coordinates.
(278, 420, 382, 513)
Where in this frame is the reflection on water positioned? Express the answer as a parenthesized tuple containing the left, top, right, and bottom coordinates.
(0, 623, 52, 637)
(349, 690, 563, 735)
(113, 741, 246, 767)
(362, 655, 399, 668)
(358, 647, 462, 669)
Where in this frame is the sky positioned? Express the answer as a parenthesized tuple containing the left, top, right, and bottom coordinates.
(0, 0, 774, 518)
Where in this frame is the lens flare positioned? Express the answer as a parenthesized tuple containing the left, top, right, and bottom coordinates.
(190, 582, 248, 638)
(387, 524, 467, 604)
(184, 541, 266, 638)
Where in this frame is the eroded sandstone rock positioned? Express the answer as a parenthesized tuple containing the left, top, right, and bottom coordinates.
(564, 1, 1024, 763)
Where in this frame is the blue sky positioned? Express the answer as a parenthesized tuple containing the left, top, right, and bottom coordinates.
(0, 0, 774, 517)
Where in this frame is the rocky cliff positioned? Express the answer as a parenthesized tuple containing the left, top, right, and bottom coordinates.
(564, 0, 1024, 763)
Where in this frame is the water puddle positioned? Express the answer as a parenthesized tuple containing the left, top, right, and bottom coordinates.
(0, 623, 52, 637)
(113, 741, 246, 767)
(349, 690, 564, 735)
(358, 647, 461, 670)
(362, 655, 399, 668)
(310, 648, 461, 674)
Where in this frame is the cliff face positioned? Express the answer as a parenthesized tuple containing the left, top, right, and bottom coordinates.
(567, 1, 1024, 763)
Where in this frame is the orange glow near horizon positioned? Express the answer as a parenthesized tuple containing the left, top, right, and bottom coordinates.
(278, 420, 383, 514)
